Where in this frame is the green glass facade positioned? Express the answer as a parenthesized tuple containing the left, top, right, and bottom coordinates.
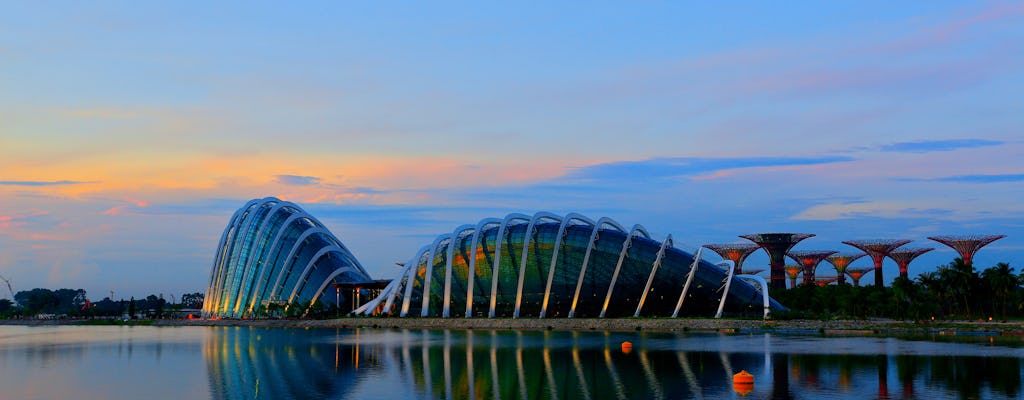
(363, 213, 782, 318)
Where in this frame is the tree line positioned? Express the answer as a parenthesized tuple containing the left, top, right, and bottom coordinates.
(773, 258, 1022, 320)
(0, 289, 204, 319)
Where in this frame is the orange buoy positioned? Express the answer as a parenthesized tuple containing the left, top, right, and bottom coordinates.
(734, 370, 754, 384)
(620, 341, 632, 354)
(734, 382, 754, 396)
(733, 370, 754, 395)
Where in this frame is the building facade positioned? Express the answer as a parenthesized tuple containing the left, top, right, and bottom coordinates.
(356, 212, 782, 318)
(203, 197, 371, 318)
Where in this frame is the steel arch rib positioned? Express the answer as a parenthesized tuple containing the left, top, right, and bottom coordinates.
(206, 205, 244, 313)
(212, 199, 262, 314)
(285, 245, 363, 305)
(635, 234, 673, 317)
(205, 208, 242, 314)
(357, 256, 416, 315)
(379, 252, 420, 315)
(400, 246, 431, 317)
(230, 200, 291, 315)
(442, 225, 477, 318)
(569, 217, 626, 318)
(540, 213, 595, 319)
(302, 265, 360, 316)
(714, 260, 736, 318)
(599, 224, 649, 318)
(737, 274, 771, 319)
(209, 199, 256, 314)
(224, 199, 279, 316)
(244, 212, 312, 313)
(672, 247, 703, 318)
(465, 218, 505, 318)
(512, 212, 562, 318)
(267, 226, 334, 303)
(485, 213, 532, 318)
(220, 198, 274, 315)
(421, 234, 453, 317)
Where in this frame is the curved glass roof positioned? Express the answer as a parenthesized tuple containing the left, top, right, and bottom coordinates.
(357, 212, 784, 318)
(204, 197, 370, 318)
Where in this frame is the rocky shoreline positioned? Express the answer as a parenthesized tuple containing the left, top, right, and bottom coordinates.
(5, 317, 1024, 336)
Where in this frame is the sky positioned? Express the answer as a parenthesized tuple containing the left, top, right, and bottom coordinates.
(1, 2, 1022, 301)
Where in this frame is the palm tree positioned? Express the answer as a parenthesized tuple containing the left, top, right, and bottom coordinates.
(935, 259, 978, 317)
(982, 262, 1018, 319)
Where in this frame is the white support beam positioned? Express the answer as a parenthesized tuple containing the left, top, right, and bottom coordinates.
(442, 225, 476, 318)
(487, 215, 532, 319)
(400, 247, 431, 317)
(635, 234, 673, 317)
(421, 234, 453, 317)
(714, 260, 735, 318)
(599, 224, 649, 318)
(569, 217, 625, 318)
(737, 274, 771, 319)
(464, 218, 503, 318)
(512, 212, 561, 318)
(672, 248, 703, 318)
(540, 213, 595, 318)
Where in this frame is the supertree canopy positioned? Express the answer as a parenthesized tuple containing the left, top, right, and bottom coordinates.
(841, 239, 910, 287)
(787, 250, 837, 286)
(784, 265, 803, 289)
(703, 243, 760, 274)
(741, 233, 814, 290)
(845, 268, 873, 287)
(887, 247, 934, 279)
(927, 235, 1005, 266)
(825, 253, 866, 285)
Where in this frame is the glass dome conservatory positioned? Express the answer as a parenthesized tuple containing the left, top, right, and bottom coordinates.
(355, 212, 782, 318)
(203, 197, 371, 318)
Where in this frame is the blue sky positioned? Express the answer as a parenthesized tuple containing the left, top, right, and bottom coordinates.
(1, 2, 1021, 300)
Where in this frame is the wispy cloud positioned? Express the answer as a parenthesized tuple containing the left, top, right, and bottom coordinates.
(275, 175, 321, 186)
(878, 139, 1003, 153)
(568, 156, 855, 181)
(0, 180, 90, 186)
(934, 173, 1024, 183)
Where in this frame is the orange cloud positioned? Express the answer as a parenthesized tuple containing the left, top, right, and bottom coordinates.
(102, 206, 127, 216)
(123, 197, 150, 207)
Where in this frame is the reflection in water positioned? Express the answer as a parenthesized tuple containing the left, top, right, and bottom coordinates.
(200, 327, 1024, 399)
(2, 326, 1022, 400)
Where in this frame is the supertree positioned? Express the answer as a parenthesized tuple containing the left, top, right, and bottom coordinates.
(784, 265, 803, 289)
(741, 233, 815, 290)
(814, 277, 838, 287)
(703, 243, 760, 274)
(845, 268, 873, 287)
(887, 247, 934, 279)
(825, 253, 866, 285)
(745, 268, 766, 276)
(927, 235, 1006, 267)
(841, 239, 910, 287)
(787, 250, 837, 286)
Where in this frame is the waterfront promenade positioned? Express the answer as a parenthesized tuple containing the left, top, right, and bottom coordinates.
(6, 317, 1024, 336)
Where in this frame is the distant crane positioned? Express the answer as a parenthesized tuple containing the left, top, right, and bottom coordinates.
(0, 274, 15, 305)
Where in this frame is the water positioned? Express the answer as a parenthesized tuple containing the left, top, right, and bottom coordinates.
(0, 325, 1022, 399)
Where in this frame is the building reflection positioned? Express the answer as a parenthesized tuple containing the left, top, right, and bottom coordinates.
(204, 328, 1024, 400)
(204, 326, 378, 399)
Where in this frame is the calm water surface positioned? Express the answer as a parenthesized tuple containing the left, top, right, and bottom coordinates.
(0, 325, 1021, 399)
